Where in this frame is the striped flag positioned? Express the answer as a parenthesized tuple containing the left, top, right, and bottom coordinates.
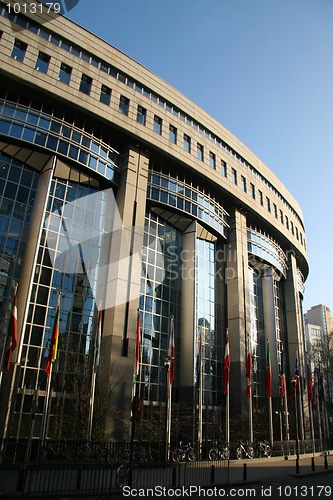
(246, 352, 252, 397)
(307, 364, 313, 403)
(94, 309, 102, 373)
(4, 287, 18, 372)
(280, 348, 286, 397)
(168, 316, 175, 386)
(195, 326, 202, 392)
(133, 311, 141, 384)
(265, 342, 272, 397)
(45, 296, 61, 377)
(223, 331, 230, 396)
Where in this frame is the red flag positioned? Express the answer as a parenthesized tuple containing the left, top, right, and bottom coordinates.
(307, 364, 313, 403)
(4, 288, 18, 372)
(134, 311, 140, 383)
(265, 342, 272, 397)
(246, 352, 252, 397)
(45, 297, 60, 377)
(280, 348, 286, 397)
(224, 331, 230, 395)
(168, 316, 175, 386)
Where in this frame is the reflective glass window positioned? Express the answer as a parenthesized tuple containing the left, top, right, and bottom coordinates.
(153, 115, 162, 135)
(58, 63, 72, 85)
(100, 85, 111, 105)
(183, 134, 191, 153)
(79, 74, 93, 96)
(169, 125, 177, 144)
(136, 105, 146, 125)
(197, 143, 204, 161)
(119, 95, 129, 116)
(11, 39, 28, 62)
(35, 52, 51, 74)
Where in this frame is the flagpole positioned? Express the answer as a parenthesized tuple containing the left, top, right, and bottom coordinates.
(87, 306, 102, 442)
(247, 345, 253, 444)
(266, 340, 274, 446)
(198, 323, 203, 459)
(40, 362, 52, 447)
(40, 292, 61, 448)
(224, 329, 230, 449)
(281, 345, 290, 442)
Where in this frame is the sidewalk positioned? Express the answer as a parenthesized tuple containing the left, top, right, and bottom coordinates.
(224, 450, 333, 485)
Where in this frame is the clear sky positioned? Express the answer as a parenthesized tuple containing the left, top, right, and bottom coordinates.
(65, 0, 332, 313)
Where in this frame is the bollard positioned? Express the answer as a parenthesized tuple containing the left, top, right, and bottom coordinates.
(172, 466, 177, 487)
(311, 456, 315, 471)
(243, 463, 247, 481)
(296, 459, 300, 474)
(324, 453, 328, 470)
(210, 464, 215, 484)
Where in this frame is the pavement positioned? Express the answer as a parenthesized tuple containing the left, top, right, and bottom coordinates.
(223, 450, 333, 486)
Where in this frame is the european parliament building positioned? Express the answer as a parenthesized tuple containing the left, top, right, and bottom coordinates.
(0, 2, 310, 446)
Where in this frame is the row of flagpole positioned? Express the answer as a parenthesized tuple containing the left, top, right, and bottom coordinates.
(2, 290, 330, 449)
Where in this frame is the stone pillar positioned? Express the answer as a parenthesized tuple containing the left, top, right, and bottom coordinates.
(284, 252, 308, 439)
(178, 221, 196, 401)
(226, 209, 251, 417)
(102, 145, 149, 440)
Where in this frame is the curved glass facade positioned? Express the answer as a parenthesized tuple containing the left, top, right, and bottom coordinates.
(138, 211, 182, 405)
(12, 166, 111, 439)
(0, 94, 121, 183)
(247, 228, 287, 277)
(0, 153, 39, 359)
(147, 169, 229, 238)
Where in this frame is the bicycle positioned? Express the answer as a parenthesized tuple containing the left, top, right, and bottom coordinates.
(116, 463, 139, 488)
(209, 444, 230, 461)
(236, 441, 254, 459)
(171, 441, 197, 462)
(257, 440, 272, 458)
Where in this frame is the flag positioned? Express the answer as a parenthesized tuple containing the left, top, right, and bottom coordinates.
(307, 364, 313, 403)
(4, 287, 18, 372)
(318, 367, 324, 405)
(133, 311, 141, 384)
(45, 297, 60, 377)
(246, 352, 252, 397)
(168, 316, 175, 386)
(294, 355, 300, 394)
(280, 348, 286, 397)
(94, 309, 102, 373)
(195, 326, 202, 392)
(223, 331, 230, 396)
(265, 342, 271, 397)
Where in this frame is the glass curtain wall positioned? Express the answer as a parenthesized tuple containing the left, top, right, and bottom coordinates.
(138, 211, 182, 433)
(0, 153, 39, 365)
(195, 239, 224, 441)
(11, 170, 111, 440)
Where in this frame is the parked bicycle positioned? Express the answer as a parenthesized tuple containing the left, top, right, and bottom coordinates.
(116, 463, 139, 488)
(171, 441, 197, 462)
(236, 440, 254, 459)
(257, 440, 272, 458)
(208, 443, 230, 460)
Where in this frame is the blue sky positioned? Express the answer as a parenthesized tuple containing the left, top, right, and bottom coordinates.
(66, 0, 333, 313)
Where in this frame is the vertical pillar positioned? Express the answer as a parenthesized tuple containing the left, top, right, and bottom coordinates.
(102, 145, 149, 440)
(178, 222, 196, 400)
(262, 268, 279, 396)
(284, 252, 307, 440)
(226, 209, 251, 417)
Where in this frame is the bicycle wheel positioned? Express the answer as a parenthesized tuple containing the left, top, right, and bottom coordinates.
(248, 447, 254, 458)
(187, 449, 196, 461)
(209, 448, 219, 460)
(236, 447, 242, 460)
(116, 464, 128, 488)
(222, 447, 230, 460)
(265, 445, 272, 458)
(172, 449, 181, 462)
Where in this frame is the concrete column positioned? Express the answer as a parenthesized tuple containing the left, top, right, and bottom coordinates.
(102, 145, 149, 440)
(178, 222, 196, 401)
(284, 252, 308, 440)
(262, 268, 279, 397)
(226, 209, 251, 417)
